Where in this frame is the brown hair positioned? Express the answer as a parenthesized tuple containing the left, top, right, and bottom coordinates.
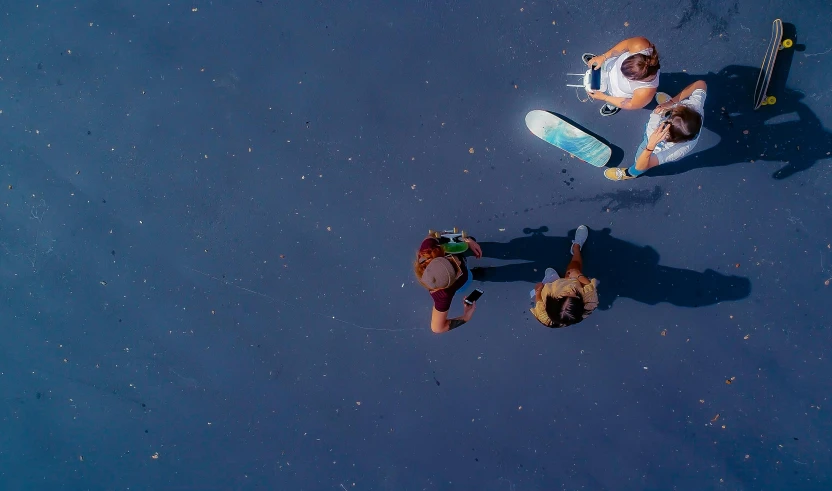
(621, 45, 660, 81)
(665, 105, 703, 143)
(544, 295, 585, 328)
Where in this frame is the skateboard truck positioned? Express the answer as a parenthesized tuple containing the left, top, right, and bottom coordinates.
(429, 228, 469, 254)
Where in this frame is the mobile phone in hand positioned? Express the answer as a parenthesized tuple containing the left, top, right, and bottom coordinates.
(464, 289, 484, 305)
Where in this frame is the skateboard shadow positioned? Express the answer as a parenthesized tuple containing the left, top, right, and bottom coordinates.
(548, 112, 625, 168)
(472, 226, 751, 310)
(646, 30, 830, 180)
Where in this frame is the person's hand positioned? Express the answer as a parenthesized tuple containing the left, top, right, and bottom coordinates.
(462, 299, 476, 320)
(465, 238, 482, 258)
(653, 101, 675, 114)
(587, 90, 606, 102)
(647, 122, 671, 148)
(586, 55, 605, 68)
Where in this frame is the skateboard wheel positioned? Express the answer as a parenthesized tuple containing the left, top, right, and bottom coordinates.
(782, 39, 793, 48)
(766, 95, 777, 105)
(452, 227, 458, 233)
(461, 230, 468, 239)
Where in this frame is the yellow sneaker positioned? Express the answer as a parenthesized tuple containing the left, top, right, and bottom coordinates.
(604, 168, 636, 181)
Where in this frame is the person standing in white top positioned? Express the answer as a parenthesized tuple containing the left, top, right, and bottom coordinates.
(583, 37, 661, 116)
(604, 80, 707, 181)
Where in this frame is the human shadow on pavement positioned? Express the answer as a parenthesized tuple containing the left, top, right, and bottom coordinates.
(472, 227, 751, 310)
(647, 62, 831, 180)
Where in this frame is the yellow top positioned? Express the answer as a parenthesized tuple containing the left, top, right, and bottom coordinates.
(530, 278, 599, 327)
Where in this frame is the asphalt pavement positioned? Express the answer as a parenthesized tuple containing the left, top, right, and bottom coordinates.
(1, 0, 830, 489)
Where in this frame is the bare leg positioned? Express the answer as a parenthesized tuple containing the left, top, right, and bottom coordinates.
(566, 243, 583, 276)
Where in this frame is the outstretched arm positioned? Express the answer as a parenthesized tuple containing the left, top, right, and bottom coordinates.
(656, 80, 707, 110)
(597, 86, 656, 109)
(586, 37, 652, 68)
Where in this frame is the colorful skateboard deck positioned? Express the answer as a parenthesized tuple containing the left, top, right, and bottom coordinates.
(428, 228, 469, 254)
(525, 110, 611, 167)
(754, 19, 794, 110)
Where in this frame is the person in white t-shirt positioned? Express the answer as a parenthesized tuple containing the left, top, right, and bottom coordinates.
(604, 80, 707, 181)
(583, 37, 661, 116)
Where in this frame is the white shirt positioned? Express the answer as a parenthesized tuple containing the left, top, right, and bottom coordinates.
(646, 88, 707, 164)
(604, 49, 660, 98)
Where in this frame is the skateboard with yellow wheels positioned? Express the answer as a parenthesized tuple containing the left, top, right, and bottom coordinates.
(428, 228, 469, 254)
(754, 19, 794, 110)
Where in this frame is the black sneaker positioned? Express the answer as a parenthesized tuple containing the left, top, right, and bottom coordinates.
(600, 104, 620, 116)
(582, 53, 596, 65)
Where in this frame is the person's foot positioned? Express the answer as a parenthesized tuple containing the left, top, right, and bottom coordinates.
(604, 167, 636, 181)
(582, 53, 596, 65)
(600, 104, 620, 116)
(571, 225, 588, 253)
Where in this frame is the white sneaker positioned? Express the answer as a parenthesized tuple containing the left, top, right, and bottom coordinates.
(571, 225, 588, 253)
(543, 268, 560, 283)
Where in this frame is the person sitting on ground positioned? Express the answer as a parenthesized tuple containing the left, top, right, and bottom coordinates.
(583, 36, 661, 116)
(530, 225, 599, 328)
(415, 233, 483, 333)
(604, 80, 707, 181)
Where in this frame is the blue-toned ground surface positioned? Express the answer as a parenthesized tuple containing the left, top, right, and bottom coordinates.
(1, 1, 830, 490)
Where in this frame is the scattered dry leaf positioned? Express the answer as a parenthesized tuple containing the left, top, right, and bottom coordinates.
(725, 376, 736, 384)
(562, 49, 566, 55)
(743, 130, 749, 135)
(468, 147, 474, 154)
(711, 413, 720, 422)
(326, 226, 332, 232)
(825, 279, 830, 286)
(356, 401, 361, 406)
(279, 254, 285, 259)
(463, 169, 469, 173)
(411, 184, 417, 190)
(699, 399, 705, 403)
(660, 329, 667, 336)
(743, 334, 750, 340)
(624, 21, 630, 27)
(151, 452, 159, 459)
